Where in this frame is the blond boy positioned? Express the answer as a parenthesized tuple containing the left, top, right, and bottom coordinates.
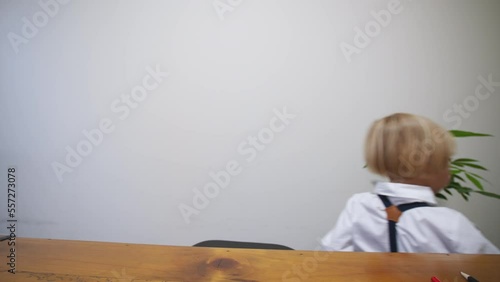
(321, 113, 499, 253)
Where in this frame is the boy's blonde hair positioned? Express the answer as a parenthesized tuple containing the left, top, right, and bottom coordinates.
(364, 113, 456, 179)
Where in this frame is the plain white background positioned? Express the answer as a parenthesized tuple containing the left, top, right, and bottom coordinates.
(0, 0, 499, 250)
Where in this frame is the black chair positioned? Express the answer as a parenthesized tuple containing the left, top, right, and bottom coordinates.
(193, 240, 293, 250)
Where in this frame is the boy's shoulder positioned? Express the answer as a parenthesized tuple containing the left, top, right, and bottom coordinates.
(347, 191, 383, 203)
(422, 205, 470, 222)
(343, 192, 380, 209)
(345, 192, 469, 220)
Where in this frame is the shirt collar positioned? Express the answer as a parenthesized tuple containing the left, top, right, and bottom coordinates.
(373, 182, 437, 205)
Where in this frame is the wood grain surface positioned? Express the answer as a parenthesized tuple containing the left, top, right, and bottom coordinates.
(0, 238, 499, 281)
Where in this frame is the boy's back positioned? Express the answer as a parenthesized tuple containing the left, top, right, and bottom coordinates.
(321, 182, 499, 254)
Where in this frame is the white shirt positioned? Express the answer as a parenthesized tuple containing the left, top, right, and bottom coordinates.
(321, 182, 500, 254)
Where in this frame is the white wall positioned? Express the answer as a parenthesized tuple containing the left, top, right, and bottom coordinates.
(0, 0, 499, 250)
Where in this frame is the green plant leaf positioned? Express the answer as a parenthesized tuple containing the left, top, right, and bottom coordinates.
(449, 130, 493, 137)
(447, 182, 463, 189)
(467, 171, 488, 183)
(451, 174, 465, 182)
(460, 193, 469, 201)
(465, 173, 484, 191)
(455, 186, 474, 192)
(471, 190, 500, 200)
(453, 158, 479, 163)
(459, 162, 487, 171)
(435, 193, 447, 200)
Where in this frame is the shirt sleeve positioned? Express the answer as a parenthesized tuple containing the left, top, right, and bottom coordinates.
(451, 213, 500, 254)
(321, 196, 356, 251)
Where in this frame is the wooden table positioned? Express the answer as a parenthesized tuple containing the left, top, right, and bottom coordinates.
(1, 238, 499, 281)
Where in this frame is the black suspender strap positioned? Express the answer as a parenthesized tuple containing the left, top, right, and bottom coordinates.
(397, 202, 431, 212)
(378, 194, 392, 208)
(378, 195, 398, 252)
(377, 194, 430, 253)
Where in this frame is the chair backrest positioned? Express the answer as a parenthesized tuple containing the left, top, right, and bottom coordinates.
(193, 240, 293, 250)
